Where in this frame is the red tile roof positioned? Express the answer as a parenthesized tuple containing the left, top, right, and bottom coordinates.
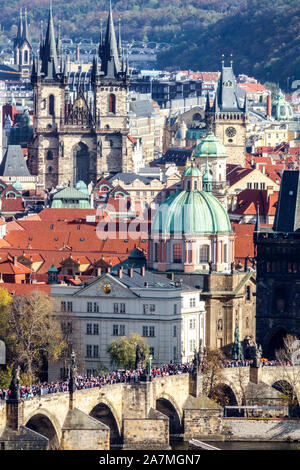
(0, 282, 51, 296)
(230, 189, 279, 216)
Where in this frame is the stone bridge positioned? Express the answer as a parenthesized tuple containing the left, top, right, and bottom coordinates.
(1, 366, 300, 450)
(216, 366, 300, 406)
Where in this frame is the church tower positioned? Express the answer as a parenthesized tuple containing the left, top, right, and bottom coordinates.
(13, 8, 32, 79)
(206, 58, 248, 167)
(28, 2, 132, 190)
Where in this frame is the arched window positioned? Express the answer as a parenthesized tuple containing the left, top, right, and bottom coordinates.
(46, 150, 53, 161)
(173, 244, 182, 263)
(194, 181, 197, 190)
(199, 245, 209, 262)
(108, 94, 116, 114)
(49, 95, 55, 116)
(24, 50, 28, 64)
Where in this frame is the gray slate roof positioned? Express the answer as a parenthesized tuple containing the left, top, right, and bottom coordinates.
(273, 170, 300, 232)
(108, 172, 153, 185)
(0, 145, 31, 177)
(129, 100, 154, 117)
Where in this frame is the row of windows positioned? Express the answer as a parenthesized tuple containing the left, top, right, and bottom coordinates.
(154, 243, 228, 264)
(85, 347, 157, 362)
(61, 302, 179, 315)
(45, 93, 117, 117)
(247, 182, 266, 190)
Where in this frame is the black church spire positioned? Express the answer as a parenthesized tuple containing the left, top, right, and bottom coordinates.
(99, 1, 122, 79)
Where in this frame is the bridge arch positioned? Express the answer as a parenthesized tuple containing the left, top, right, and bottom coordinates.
(272, 380, 300, 417)
(25, 410, 60, 449)
(155, 393, 183, 434)
(209, 383, 240, 416)
(89, 399, 121, 446)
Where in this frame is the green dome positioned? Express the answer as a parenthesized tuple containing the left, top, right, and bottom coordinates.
(182, 165, 202, 177)
(152, 190, 231, 235)
(272, 91, 293, 121)
(194, 132, 227, 158)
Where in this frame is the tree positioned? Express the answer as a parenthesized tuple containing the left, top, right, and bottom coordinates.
(0, 291, 66, 382)
(274, 334, 300, 416)
(202, 348, 225, 400)
(107, 333, 149, 369)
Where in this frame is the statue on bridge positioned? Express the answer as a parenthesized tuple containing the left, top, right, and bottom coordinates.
(135, 344, 145, 370)
(231, 326, 244, 361)
(192, 340, 204, 373)
(244, 337, 262, 367)
(69, 350, 77, 395)
(8, 365, 21, 401)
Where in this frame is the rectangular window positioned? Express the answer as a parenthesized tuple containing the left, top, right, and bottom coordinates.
(113, 324, 118, 335)
(189, 339, 196, 352)
(143, 304, 148, 315)
(189, 318, 196, 329)
(173, 304, 177, 315)
(113, 303, 119, 313)
(94, 302, 99, 313)
(143, 326, 148, 337)
(190, 297, 196, 308)
(86, 345, 92, 358)
(254, 183, 259, 189)
(67, 302, 73, 312)
(149, 326, 155, 337)
(149, 304, 155, 313)
(149, 347, 155, 358)
(87, 302, 93, 313)
(260, 182, 265, 190)
(86, 323, 92, 335)
(247, 182, 252, 189)
(173, 244, 182, 263)
(120, 303, 126, 313)
(173, 346, 177, 360)
(61, 301, 66, 312)
(93, 324, 99, 335)
(246, 285, 251, 301)
(93, 345, 99, 358)
(173, 325, 177, 337)
(120, 325, 125, 336)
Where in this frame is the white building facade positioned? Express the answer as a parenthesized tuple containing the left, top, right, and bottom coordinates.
(49, 268, 205, 379)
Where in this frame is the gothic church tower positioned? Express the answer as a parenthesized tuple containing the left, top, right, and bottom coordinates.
(13, 9, 32, 79)
(206, 59, 248, 167)
(28, 2, 132, 190)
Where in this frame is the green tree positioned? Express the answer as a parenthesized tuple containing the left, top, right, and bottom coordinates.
(107, 333, 149, 369)
(0, 291, 66, 382)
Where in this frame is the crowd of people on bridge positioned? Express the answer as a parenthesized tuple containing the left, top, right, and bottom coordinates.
(0, 359, 294, 401)
(0, 362, 193, 401)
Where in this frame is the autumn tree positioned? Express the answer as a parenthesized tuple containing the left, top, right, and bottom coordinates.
(0, 291, 66, 383)
(107, 333, 149, 370)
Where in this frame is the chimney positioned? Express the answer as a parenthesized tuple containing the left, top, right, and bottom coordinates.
(140, 266, 145, 276)
(267, 94, 272, 118)
(128, 267, 133, 278)
(118, 266, 123, 279)
(96, 267, 102, 276)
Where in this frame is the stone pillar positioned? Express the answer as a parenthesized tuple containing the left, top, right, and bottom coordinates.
(189, 369, 203, 398)
(6, 400, 24, 431)
(249, 366, 262, 384)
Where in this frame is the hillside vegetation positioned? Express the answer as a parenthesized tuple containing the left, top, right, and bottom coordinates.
(0, 0, 298, 84)
(158, 0, 300, 86)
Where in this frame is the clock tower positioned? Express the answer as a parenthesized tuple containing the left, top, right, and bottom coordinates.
(206, 59, 248, 166)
